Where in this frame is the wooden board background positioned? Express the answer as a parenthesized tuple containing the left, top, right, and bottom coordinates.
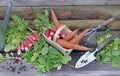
(0, 0, 120, 30)
(1, 0, 120, 6)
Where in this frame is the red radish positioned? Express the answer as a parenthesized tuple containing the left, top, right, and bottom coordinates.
(50, 31, 55, 36)
(45, 30, 54, 40)
(50, 29, 57, 33)
(26, 39, 32, 47)
(23, 42, 28, 50)
(59, 33, 66, 38)
(49, 29, 57, 35)
(29, 34, 36, 41)
(48, 36, 53, 40)
(15, 57, 22, 61)
(50, 29, 65, 38)
(32, 34, 39, 40)
(28, 37, 34, 45)
(20, 42, 24, 50)
(17, 45, 21, 55)
(45, 30, 50, 37)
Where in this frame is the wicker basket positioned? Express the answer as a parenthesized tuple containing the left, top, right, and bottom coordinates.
(43, 25, 76, 55)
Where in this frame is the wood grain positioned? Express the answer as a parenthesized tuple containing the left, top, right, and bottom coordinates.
(2, 6, 120, 20)
(1, 0, 120, 6)
(0, 20, 119, 30)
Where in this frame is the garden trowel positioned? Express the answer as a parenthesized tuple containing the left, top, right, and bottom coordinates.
(0, 0, 14, 51)
(75, 37, 113, 68)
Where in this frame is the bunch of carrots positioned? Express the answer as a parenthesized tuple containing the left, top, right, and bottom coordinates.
(47, 8, 91, 51)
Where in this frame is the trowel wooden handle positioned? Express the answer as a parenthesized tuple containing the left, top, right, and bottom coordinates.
(96, 37, 113, 51)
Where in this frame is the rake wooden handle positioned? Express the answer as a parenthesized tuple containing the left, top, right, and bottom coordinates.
(101, 17, 115, 27)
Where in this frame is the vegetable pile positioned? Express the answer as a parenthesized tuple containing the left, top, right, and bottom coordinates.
(5, 15, 30, 52)
(96, 31, 120, 67)
(22, 10, 71, 73)
(0, 10, 72, 73)
(44, 8, 90, 51)
(4, 15, 39, 60)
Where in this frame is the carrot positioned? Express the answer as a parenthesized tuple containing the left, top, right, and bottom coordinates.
(70, 29, 89, 44)
(56, 39, 90, 51)
(63, 29, 78, 41)
(51, 8, 61, 28)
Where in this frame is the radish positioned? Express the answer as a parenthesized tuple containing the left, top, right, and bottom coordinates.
(23, 42, 28, 50)
(51, 29, 56, 33)
(45, 30, 50, 37)
(50, 31, 55, 36)
(29, 34, 36, 41)
(28, 37, 34, 45)
(50, 29, 57, 35)
(59, 33, 66, 38)
(20, 42, 24, 50)
(45, 30, 53, 40)
(48, 36, 53, 40)
(15, 57, 22, 61)
(32, 34, 39, 41)
(26, 39, 32, 47)
(17, 45, 21, 55)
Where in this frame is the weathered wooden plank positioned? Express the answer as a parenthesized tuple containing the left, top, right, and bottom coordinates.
(2, 6, 120, 20)
(60, 20, 120, 30)
(1, 0, 120, 6)
(0, 7, 34, 20)
(60, 20, 105, 30)
(0, 20, 119, 30)
(108, 0, 120, 5)
(0, 72, 14, 76)
(74, 0, 108, 5)
(13, 71, 120, 76)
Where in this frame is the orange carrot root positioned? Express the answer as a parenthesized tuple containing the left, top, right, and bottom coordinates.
(56, 39, 90, 51)
(63, 29, 78, 41)
(51, 8, 61, 28)
(70, 29, 89, 44)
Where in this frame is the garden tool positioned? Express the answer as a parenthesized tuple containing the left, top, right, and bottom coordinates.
(75, 37, 113, 68)
(0, 0, 14, 51)
(85, 17, 115, 42)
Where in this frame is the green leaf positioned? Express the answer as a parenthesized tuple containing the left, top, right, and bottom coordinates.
(112, 56, 120, 67)
(61, 55, 72, 64)
(38, 56, 45, 64)
(96, 53, 100, 60)
(0, 54, 3, 62)
(4, 44, 11, 52)
(57, 65, 62, 70)
(5, 54, 10, 58)
(105, 33, 112, 39)
(102, 56, 111, 63)
(112, 50, 120, 56)
(31, 52, 40, 62)
(41, 47, 49, 55)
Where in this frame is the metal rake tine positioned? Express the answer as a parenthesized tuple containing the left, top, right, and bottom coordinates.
(87, 30, 97, 41)
(84, 17, 115, 42)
